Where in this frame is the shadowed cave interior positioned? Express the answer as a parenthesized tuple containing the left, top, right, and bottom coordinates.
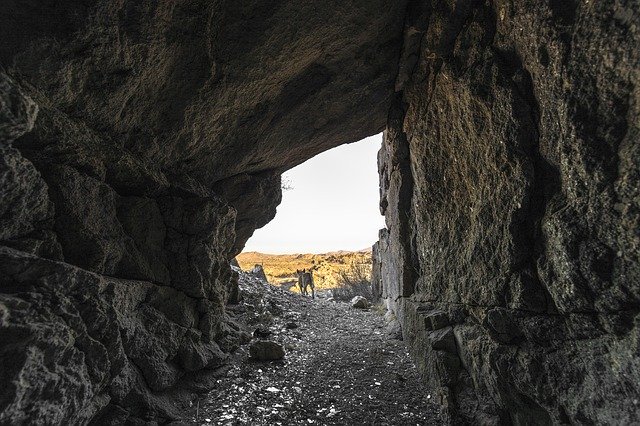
(0, 1, 639, 425)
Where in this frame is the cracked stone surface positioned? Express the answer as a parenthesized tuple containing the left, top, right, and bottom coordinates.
(1, 0, 639, 423)
(374, 0, 640, 423)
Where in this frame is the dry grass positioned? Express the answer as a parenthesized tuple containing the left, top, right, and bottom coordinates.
(236, 250, 372, 292)
(332, 261, 373, 301)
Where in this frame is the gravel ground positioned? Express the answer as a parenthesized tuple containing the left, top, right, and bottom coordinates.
(188, 270, 442, 425)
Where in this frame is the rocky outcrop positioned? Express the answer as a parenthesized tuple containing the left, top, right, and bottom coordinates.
(0, 78, 240, 424)
(249, 264, 269, 283)
(0, 1, 407, 423)
(377, 0, 640, 423)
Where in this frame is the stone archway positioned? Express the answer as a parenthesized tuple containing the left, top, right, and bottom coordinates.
(1, 1, 639, 424)
(0, 2, 407, 423)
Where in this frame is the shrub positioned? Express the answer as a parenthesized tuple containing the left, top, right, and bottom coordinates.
(332, 261, 373, 301)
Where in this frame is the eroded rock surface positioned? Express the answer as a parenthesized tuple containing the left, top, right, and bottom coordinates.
(0, 1, 406, 423)
(1, 0, 638, 424)
(376, 0, 640, 423)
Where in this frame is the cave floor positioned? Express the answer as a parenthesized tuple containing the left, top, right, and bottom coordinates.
(187, 275, 442, 425)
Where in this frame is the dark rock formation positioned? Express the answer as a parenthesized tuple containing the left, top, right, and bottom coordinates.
(0, 1, 407, 423)
(249, 340, 285, 362)
(250, 264, 269, 283)
(376, 0, 640, 423)
(1, 0, 638, 424)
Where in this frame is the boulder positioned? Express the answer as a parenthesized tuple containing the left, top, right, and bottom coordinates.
(386, 319, 403, 341)
(285, 322, 298, 330)
(253, 327, 272, 339)
(249, 340, 285, 361)
(250, 265, 268, 282)
(351, 296, 370, 309)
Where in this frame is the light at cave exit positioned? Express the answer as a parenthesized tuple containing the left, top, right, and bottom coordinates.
(243, 134, 385, 254)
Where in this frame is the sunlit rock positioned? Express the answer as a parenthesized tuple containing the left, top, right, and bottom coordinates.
(351, 296, 370, 309)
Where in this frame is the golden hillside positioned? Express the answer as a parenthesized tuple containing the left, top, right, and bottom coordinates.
(236, 249, 372, 291)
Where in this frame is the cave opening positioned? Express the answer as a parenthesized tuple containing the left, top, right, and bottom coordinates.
(237, 133, 385, 298)
(224, 133, 437, 425)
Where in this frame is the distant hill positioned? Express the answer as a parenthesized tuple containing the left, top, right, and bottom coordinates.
(236, 250, 372, 291)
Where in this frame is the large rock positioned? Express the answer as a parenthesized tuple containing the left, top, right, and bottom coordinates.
(351, 296, 370, 309)
(0, 246, 230, 424)
(249, 340, 285, 361)
(376, 0, 640, 424)
(0, 73, 38, 141)
(250, 264, 268, 283)
(0, 74, 52, 247)
(0, 2, 407, 423)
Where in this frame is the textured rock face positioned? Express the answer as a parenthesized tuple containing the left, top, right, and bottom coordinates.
(0, 1, 407, 423)
(0, 73, 239, 424)
(377, 0, 640, 423)
(249, 340, 285, 361)
(1, 0, 638, 424)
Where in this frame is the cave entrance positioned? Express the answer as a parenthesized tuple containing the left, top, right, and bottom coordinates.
(236, 133, 384, 299)
(224, 134, 435, 424)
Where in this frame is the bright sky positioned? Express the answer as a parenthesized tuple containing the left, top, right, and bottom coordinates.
(243, 134, 385, 254)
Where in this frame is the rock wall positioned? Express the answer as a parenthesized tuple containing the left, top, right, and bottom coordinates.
(1, 0, 638, 424)
(0, 73, 243, 424)
(377, 0, 640, 423)
(0, 1, 407, 423)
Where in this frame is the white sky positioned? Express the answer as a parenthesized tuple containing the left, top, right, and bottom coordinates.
(243, 134, 385, 254)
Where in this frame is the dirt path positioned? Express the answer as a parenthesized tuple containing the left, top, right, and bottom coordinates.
(190, 272, 442, 425)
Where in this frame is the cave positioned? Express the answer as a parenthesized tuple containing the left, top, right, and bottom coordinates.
(1, 1, 638, 424)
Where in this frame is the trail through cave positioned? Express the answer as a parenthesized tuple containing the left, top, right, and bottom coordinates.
(187, 268, 441, 425)
(1, 1, 638, 424)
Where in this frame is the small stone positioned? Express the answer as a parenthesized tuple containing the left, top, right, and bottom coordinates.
(249, 340, 285, 361)
(351, 296, 370, 309)
(285, 321, 298, 329)
(253, 327, 272, 338)
(386, 319, 403, 340)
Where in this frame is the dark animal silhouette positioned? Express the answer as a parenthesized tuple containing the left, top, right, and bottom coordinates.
(296, 268, 315, 299)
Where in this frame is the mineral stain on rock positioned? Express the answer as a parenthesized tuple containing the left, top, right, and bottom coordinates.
(0, 0, 639, 424)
